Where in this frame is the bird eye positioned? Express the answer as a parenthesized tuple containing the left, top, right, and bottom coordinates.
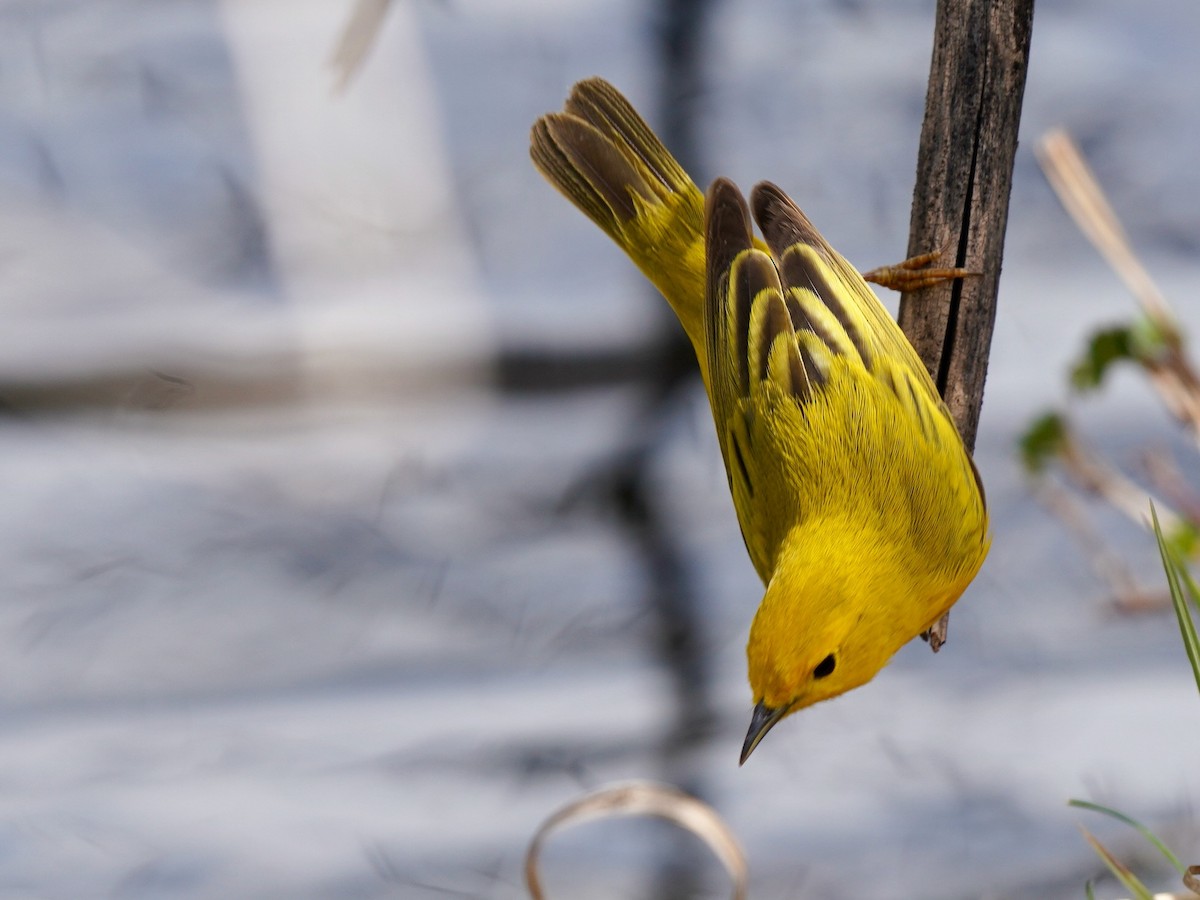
(813, 654, 836, 679)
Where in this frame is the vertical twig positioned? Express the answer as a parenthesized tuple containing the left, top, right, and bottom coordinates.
(901, 0, 1034, 648)
(898, 0, 1035, 452)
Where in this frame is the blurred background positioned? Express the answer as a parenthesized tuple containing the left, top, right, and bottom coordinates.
(1, 0, 1198, 897)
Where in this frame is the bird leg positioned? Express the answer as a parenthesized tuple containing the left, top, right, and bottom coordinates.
(862, 245, 978, 293)
(919, 613, 949, 652)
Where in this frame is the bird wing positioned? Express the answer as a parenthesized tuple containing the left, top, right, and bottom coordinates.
(749, 184, 988, 513)
(703, 180, 982, 581)
(748, 182, 950, 410)
(703, 179, 811, 579)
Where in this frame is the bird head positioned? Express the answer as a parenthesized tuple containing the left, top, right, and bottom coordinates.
(739, 532, 917, 764)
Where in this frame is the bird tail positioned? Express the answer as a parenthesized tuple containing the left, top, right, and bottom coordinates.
(530, 78, 709, 353)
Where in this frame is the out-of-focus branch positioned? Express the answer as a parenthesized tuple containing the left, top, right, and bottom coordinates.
(330, 0, 393, 91)
(1037, 129, 1170, 323)
(1053, 422, 1184, 536)
(1037, 130, 1200, 442)
(1141, 447, 1200, 526)
(1023, 411, 1182, 611)
(1029, 479, 1152, 611)
(1024, 131, 1200, 610)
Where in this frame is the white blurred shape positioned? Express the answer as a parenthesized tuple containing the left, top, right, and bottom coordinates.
(218, 0, 490, 390)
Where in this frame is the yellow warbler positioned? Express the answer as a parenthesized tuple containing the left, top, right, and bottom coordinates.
(530, 78, 990, 763)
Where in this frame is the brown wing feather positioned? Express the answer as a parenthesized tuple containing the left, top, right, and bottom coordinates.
(704, 178, 755, 400)
(750, 181, 938, 391)
(706, 179, 817, 409)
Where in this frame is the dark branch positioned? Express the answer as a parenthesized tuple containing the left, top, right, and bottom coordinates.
(898, 0, 1035, 452)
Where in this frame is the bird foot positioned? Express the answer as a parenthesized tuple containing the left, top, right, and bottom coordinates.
(863, 246, 978, 293)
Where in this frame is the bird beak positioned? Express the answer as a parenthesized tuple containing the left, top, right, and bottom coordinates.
(740, 700, 789, 765)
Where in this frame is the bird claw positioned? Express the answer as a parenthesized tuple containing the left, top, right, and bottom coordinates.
(919, 612, 950, 652)
(863, 245, 978, 293)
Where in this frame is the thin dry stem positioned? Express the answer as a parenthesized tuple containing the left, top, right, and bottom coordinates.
(1030, 480, 1149, 610)
(1036, 129, 1171, 324)
(1144, 363, 1200, 445)
(525, 782, 748, 900)
(1037, 129, 1200, 441)
(1141, 447, 1200, 525)
(1056, 425, 1184, 534)
(329, 0, 393, 92)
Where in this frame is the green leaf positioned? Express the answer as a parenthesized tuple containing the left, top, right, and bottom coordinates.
(1128, 312, 1180, 361)
(1071, 325, 1134, 391)
(1165, 519, 1200, 560)
(1151, 504, 1200, 700)
(1019, 411, 1068, 474)
(1069, 798, 1187, 875)
(1068, 315, 1182, 392)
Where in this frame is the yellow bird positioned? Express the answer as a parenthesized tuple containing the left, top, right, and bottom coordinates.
(530, 78, 990, 763)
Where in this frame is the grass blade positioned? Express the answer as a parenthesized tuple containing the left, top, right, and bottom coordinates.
(1080, 826, 1156, 899)
(1150, 503, 1200, 699)
(1069, 799, 1186, 875)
